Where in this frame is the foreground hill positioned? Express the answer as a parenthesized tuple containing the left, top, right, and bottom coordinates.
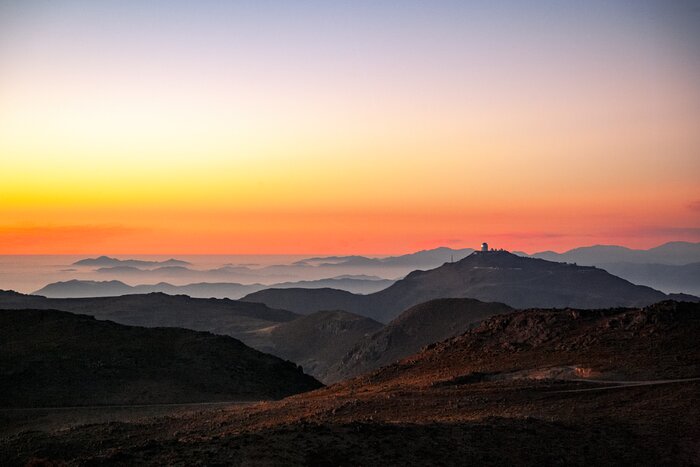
(365, 300, 700, 385)
(0, 309, 321, 407)
(325, 298, 513, 382)
(0, 290, 298, 340)
(4, 301, 698, 465)
(243, 251, 689, 322)
(247, 310, 383, 382)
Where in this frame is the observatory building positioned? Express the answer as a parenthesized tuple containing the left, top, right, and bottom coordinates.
(481, 242, 489, 252)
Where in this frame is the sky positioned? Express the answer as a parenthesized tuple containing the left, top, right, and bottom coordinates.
(1, 0, 699, 254)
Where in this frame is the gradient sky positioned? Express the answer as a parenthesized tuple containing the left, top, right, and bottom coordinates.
(1, 0, 699, 254)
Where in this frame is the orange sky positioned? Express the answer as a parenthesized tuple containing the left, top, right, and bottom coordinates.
(1, 1, 699, 254)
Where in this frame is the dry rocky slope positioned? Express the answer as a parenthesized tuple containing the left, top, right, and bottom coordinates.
(2, 301, 698, 465)
(243, 250, 692, 322)
(325, 298, 513, 383)
(0, 309, 321, 407)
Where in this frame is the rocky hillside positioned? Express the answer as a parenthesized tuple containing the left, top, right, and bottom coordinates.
(365, 300, 700, 386)
(0, 309, 321, 407)
(325, 298, 512, 382)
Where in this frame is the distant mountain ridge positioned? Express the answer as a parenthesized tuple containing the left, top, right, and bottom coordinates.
(295, 247, 474, 268)
(243, 251, 697, 322)
(74, 256, 191, 268)
(597, 262, 700, 296)
(33, 276, 395, 299)
(526, 241, 700, 265)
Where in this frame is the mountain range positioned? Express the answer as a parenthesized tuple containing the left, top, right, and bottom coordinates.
(297, 241, 700, 267)
(11, 250, 699, 385)
(64, 243, 700, 297)
(73, 256, 191, 268)
(525, 241, 700, 265)
(242, 250, 695, 322)
(33, 276, 395, 299)
(295, 246, 475, 268)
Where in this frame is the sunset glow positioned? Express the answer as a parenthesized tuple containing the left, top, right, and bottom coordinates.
(1, 1, 699, 254)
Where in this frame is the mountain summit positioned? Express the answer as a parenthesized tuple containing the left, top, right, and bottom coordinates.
(244, 251, 690, 322)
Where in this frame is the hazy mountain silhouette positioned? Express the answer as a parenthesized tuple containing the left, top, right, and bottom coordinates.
(598, 262, 700, 296)
(325, 298, 513, 383)
(246, 310, 383, 382)
(35, 279, 137, 297)
(516, 242, 700, 295)
(95, 266, 147, 274)
(528, 241, 700, 265)
(34, 280, 263, 299)
(0, 309, 321, 407)
(66, 243, 700, 297)
(296, 246, 474, 268)
(73, 256, 191, 268)
(33, 276, 396, 299)
(242, 251, 695, 322)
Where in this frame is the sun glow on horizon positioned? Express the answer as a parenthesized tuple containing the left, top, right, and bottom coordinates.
(1, 1, 699, 254)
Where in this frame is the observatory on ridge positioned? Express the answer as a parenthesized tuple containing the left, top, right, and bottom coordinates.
(481, 242, 489, 252)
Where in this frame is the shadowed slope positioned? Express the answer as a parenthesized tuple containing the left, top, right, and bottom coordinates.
(242, 287, 365, 315)
(0, 290, 298, 341)
(247, 310, 383, 382)
(0, 309, 322, 407)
